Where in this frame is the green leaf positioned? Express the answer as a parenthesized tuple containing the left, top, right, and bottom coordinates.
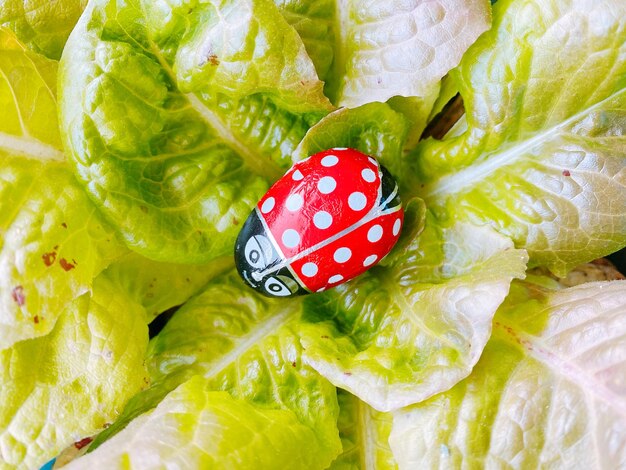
(390, 280, 626, 469)
(0, 275, 149, 469)
(299, 215, 528, 411)
(0, 29, 129, 349)
(99, 253, 233, 321)
(387, 83, 441, 152)
(67, 377, 335, 470)
(142, 0, 332, 114)
(91, 270, 341, 467)
(272, 0, 490, 108)
(0, 27, 62, 158)
(414, 0, 626, 275)
(0, 154, 127, 352)
(293, 102, 412, 186)
(59, 0, 331, 264)
(271, 0, 336, 83)
(330, 390, 397, 470)
(0, 0, 87, 60)
(325, 0, 491, 107)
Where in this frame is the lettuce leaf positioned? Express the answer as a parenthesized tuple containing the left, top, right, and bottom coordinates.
(0, 27, 62, 154)
(330, 390, 397, 470)
(88, 270, 342, 467)
(58, 0, 332, 264)
(272, 0, 491, 108)
(300, 217, 527, 412)
(0, 29, 127, 349)
(0, 275, 149, 468)
(0, 0, 87, 60)
(390, 280, 626, 469)
(414, 0, 626, 275)
(66, 377, 335, 470)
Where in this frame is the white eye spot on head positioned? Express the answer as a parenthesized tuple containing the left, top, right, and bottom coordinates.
(285, 193, 303, 211)
(368, 157, 378, 166)
(244, 235, 276, 269)
(321, 155, 339, 167)
(292, 170, 304, 181)
(317, 176, 337, 194)
(261, 197, 275, 214)
(367, 225, 383, 242)
(363, 254, 378, 267)
(264, 276, 293, 296)
(301, 262, 318, 277)
(333, 247, 352, 263)
(282, 229, 300, 248)
(348, 192, 367, 211)
(328, 274, 343, 284)
(313, 211, 333, 229)
(393, 218, 402, 236)
(361, 168, 376, 183)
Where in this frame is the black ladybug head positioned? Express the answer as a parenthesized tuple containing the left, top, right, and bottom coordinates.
(234, 209, 307, 297)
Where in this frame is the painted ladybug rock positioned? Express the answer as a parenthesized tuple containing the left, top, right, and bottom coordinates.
(234, 148, 403, 297)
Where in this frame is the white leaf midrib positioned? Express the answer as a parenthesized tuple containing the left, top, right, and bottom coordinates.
(495, 317, 626, 420)
(423, 87, 626, 201)
(0, 131, 64, 161)
(357, 398, 377, 470)
(145, 41, 282, 183)
(203, 302, 299, 380)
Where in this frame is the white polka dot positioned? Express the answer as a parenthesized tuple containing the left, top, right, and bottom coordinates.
(367, 225, 383, 242)
(318, 176, 337, 194)
(333, 247, 352, 263)
(261, 197, 275, 213)
(292, 170, 304, 181)
(361, 168, 376, 183)
(393, 218, 402, 236)
(363, 255, 378, 267)
(329, 274, 343, 284)
(348, 192, 367, 211)
(301, 262, 318, 277)
(313, 211, 333, 229)
(282, 229, 300, 248)
(368, 157, 378, 166)
(285, 193, 303, 212)
(321, 155, 339, 167)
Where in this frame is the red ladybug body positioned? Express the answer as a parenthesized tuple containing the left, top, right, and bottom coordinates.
(235, 148, 403, 297)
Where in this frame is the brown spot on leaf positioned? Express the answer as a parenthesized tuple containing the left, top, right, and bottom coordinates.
(292, 361, 297, 368)
(12, 286, 25, 306)
(74, 437, 93, 450)
(42, 251, 57, 266)
(61, 222, 67, 229)
(59, 258, 76, 271)
(140, 205, 148, 214)
(33, 315, 40, 324)
(208, 54, 219, 66)
(344, 372, 353, 376)
(232, 217, 239, 225)
(562, 170, 571, 177)
(321, 335, 329, 339)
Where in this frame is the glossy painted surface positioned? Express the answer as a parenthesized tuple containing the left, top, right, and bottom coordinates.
(235, 148, 403, 296)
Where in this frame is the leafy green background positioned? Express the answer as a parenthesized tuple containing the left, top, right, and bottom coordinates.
(0, 0, 624, 468)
